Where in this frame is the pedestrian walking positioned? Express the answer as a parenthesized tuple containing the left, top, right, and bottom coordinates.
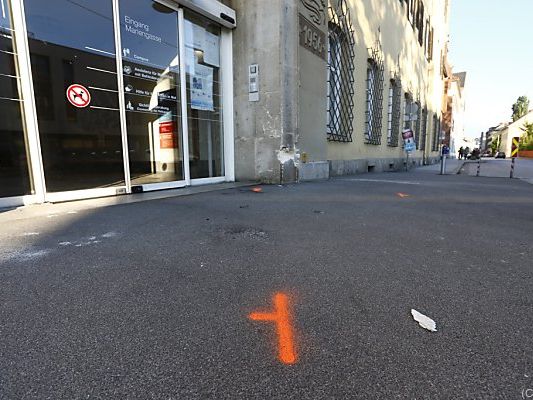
(458, 146, 464, 160)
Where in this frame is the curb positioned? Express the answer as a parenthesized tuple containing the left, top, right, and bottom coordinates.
(452, 161, 467, 175)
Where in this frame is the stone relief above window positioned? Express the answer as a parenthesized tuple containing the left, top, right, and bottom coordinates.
(301, 0, 327, 26)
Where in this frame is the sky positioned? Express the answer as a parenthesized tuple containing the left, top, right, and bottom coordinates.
(449, 0, 533, 138)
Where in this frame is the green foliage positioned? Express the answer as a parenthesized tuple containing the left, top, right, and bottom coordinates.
(491, 135, 501, 153)
(519, 122, 533, 150)
(512, 96, 529, 122)
(521, 122, 533, 138)
(491, 140, 498, 153)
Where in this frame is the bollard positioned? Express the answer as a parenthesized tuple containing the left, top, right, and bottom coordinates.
(510, 157, 515, 179)
(439, 145, 450, 175)
(476, 159, 480, 177)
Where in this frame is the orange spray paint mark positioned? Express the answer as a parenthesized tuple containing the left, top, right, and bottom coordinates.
(249, 292, 297, 364)
(396, 192, 410, 198)
(251, 187, 263, 193)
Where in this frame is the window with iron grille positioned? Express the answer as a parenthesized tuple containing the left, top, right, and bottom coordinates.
(327, 0, 355, 142)
(432, 114, 440, 151)
(387, 78, 402, 147)
(408, 0, 416, 25)
(427, 26, 434, 62)
(420, 106, 428, 151)
(417, 2, 424, 45)
(403, 92, 414, 130)
(414, 101, 422, 149)
(364, 46, 384, 145)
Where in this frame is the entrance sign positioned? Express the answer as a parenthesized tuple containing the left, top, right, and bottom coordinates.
(249, 292, 297, 365)
(402, 129, 416, 152)
(512, 137, 520, 158)
(66, 84, 91, 108)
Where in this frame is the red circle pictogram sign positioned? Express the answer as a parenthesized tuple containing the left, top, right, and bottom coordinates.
(66, 84, 91, 108)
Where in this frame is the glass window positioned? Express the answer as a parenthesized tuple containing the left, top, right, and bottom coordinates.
(25, 0, 124, 193)
(119, 0, 184, 185)
(0, 0, 33, 197)
(184, 10, 224, 179)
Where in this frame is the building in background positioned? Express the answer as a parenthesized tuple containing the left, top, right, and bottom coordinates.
(493, 110, 533, 156)
(232, 0, 452, 182)
(484, 122, 508, 153)
(442, 70, 466, 157)
(0, 0, 453, 207)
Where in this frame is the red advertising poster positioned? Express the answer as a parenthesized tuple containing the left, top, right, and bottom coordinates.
(159, 121, 178, 149)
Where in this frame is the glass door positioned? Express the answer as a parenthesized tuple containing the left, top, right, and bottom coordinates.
(183, 10, 225, 181)
(119, 0, 185, 189)
(24, 0, 126, 198)
(17, 0, 232, 203)
(0, 0, 33, 200)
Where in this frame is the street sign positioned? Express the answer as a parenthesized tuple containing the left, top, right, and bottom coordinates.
(511, 137, 520, 158)
(402, 129, 416, 153)
(66, 84, 91, 108)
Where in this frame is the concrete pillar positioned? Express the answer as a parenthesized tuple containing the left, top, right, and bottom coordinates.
(230, 0, 299, 183)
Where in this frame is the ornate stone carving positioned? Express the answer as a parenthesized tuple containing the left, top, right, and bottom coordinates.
(301, 0, 327, 26)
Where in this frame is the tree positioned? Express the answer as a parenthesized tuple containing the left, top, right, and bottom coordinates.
(522, 122, 533, 138)
(519, 122, 533, 150)
(491, 135, 501, 153)
(512, 96, 529, 122)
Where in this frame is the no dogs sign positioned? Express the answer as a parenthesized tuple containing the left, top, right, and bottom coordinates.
(66, 84, 91, 108)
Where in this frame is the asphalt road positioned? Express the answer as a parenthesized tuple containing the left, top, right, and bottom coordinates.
(1, 171, 533, 399)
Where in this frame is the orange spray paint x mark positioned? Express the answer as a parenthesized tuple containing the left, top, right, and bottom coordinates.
(249, 292, 297, 364)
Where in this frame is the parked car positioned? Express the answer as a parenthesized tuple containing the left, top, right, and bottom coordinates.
(495, 152, 506, 159)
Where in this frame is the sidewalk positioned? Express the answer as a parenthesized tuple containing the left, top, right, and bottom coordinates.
(414, 158, 465, 174)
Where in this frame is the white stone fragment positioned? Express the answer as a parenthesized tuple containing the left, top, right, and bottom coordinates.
(411, 309, 437, 332)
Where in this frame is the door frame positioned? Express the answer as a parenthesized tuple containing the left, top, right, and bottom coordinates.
(9, 0, 235, 204)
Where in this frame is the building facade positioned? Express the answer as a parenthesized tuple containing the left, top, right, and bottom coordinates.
(0, 0, 451, 208)
(442, 70, 466, 157)
(231, 0, 451, 183)
(495, 110, 533, 157)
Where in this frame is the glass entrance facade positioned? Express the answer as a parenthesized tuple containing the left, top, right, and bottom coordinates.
(120, 0, 184, 185)
(25, 0, 125, 193)
(0, 0, 234, 204)
(0, 0, 33, 197)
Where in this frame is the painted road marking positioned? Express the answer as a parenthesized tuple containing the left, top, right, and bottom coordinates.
(396, 192, 410, 198)
(249, 292, 297, 365)
(345, 178, 421, 185)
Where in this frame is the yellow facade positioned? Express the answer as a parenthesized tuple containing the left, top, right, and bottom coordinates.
(327, 0, 450, 163)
